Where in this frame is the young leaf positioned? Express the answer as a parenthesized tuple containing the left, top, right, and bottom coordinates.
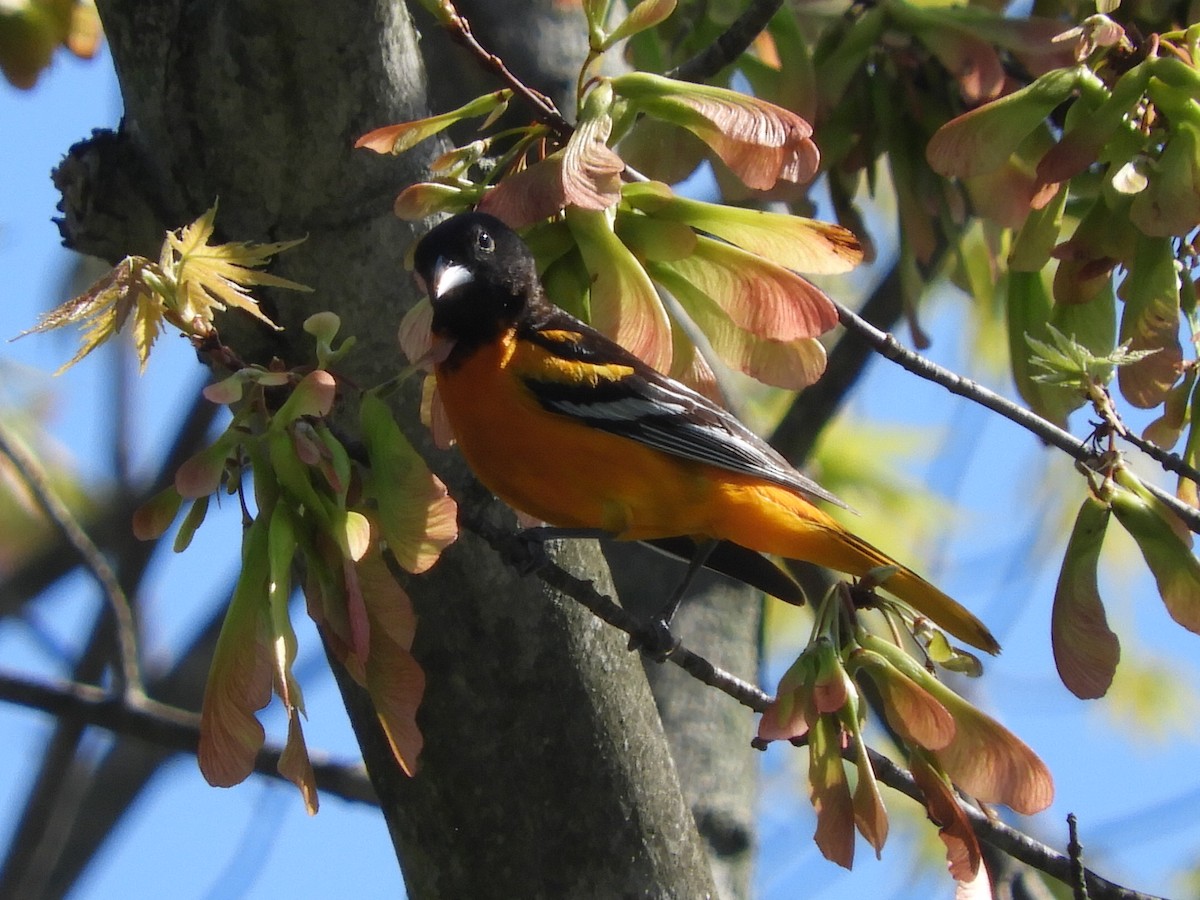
(612, 72, 819, 190)
(198, 516, 273, 788)
(808, 715, 855, 869)
(926, 67, 1082, 179)
(1052, 494, 1120, 699)
(565, 207, 673, 373)
(165, 204, 311, 334)
(1110, 472, 1200, 634)
(359, 393, 458, 574)
(622, 181, 862, 274)
(354, 90, 513, 154)
(16, 256, 154, 374)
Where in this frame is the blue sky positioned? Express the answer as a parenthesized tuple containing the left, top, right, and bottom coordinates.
(3, 35, 1200, 900)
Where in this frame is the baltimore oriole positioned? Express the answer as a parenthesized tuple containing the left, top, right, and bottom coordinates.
(412, 212, 999, 654)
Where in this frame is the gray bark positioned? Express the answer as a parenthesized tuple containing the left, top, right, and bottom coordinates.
(63, 1, 730, 897)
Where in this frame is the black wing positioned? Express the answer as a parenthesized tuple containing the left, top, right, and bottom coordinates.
(517, 304, 845, 508)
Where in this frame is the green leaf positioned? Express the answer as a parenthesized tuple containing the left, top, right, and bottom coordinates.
(1110, 468, 1200, 634)
(1052, 494, 1120, 699)
(565, 206, 673, 372)
(359, 393, 458, 574)
(926, 67, 1083, 179)
(604, 0, 676, 47)
(354, 90, 512, 155)
(173, 495, 211, 553)
(621, 181, 862, 274)
(198, 515, 273, 788)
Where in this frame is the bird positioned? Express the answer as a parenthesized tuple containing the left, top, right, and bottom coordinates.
(411, 211, 998, 654)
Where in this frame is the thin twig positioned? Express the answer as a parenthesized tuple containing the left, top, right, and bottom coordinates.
(1068, 813, 1090, 900)
(0, 671, 377, 806)
(834, 300, 1200, 535)
(436, 3, 573, 138)
(1119, 428, 1200, 488)
(667, 0, 786, 82)
(0, 422, 144, 698)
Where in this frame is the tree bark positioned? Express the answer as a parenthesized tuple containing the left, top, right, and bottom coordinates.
(74, 1, 720, 896)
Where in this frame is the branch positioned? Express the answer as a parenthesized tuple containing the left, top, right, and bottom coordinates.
(771, 264, 904, 462)
(0, 671, 377, 806)
(434, 2, 573, 138)
(454, 495, 773, 711)
(0, 422, 144, 698)
(666, 0, 786, 83)
(834, 300, 1200, 535)
(867, 751, 1166, 900)
(459, 486, 1161, 899)
(1118, 427, 1200, 488)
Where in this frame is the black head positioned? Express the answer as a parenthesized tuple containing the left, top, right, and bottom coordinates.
(412, 212, 541, 351)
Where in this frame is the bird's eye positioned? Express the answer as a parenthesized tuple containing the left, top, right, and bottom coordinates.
(476, 230, 495, 253)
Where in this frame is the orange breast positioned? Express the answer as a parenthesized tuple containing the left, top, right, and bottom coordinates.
(435, 330, 717, 538)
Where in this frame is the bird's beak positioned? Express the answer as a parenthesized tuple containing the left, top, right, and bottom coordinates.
(430, 257, 474, 300)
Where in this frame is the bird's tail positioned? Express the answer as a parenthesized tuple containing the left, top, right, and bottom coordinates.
(713, 481, 1000, 654)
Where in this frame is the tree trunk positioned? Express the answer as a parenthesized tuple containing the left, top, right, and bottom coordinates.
(72, 1, 725, 896)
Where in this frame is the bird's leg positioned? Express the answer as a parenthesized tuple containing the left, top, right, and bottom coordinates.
(634, 539, 718, 661)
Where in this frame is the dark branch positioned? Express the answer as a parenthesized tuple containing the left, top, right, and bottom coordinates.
(1118, 428, 1200, 489)
(455, 498, 774, 711)
(0, 671, 377, 807)
(667, 0, 786, 83)
(834, 300, 1200, 535)
(771, 265, 903, 461)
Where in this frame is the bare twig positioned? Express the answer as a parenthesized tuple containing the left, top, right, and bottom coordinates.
(667, 0, 786, 83)
(1118, 428, 1200, 488)
(434, 2, 573, 138)
(834, 300, 1200, 535)
(0, 671, 377, 806)
(0, 422, 144, 698)
(1068, 813, 1090, 900)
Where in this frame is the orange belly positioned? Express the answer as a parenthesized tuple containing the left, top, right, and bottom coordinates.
(435, 331, 718, 539)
